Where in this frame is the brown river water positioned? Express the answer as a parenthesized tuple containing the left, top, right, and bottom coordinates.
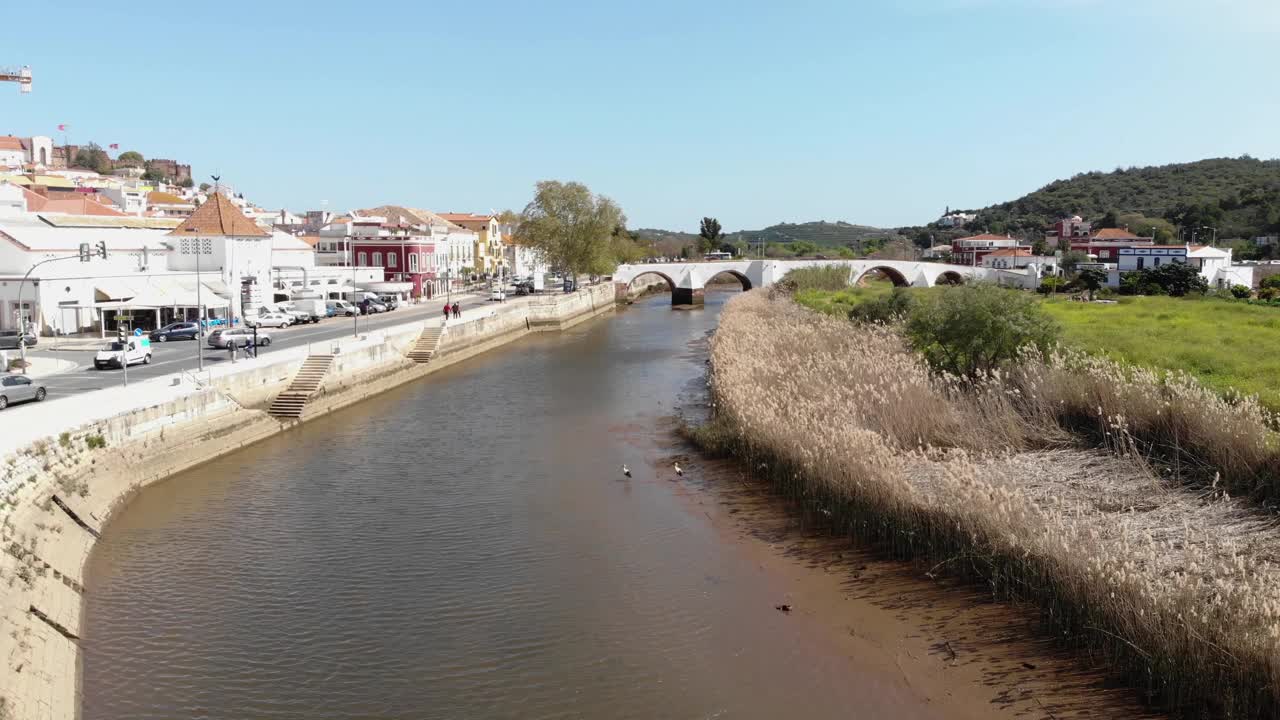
(81, 291, 1156, 719)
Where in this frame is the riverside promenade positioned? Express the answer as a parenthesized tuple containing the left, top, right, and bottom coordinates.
(0, 283, 617, 720)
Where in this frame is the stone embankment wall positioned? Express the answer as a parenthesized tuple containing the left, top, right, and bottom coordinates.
(0, 283, 615, 720)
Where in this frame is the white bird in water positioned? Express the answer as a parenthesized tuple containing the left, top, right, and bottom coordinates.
(622, 465, 632, 478)
(674, 462, 684, 477)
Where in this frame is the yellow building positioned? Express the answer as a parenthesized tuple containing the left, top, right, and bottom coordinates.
(438, 213, 506, 277)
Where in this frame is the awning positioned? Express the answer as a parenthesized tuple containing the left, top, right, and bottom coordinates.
(95, 279, 139, 301)
(361, 281, 414, 293)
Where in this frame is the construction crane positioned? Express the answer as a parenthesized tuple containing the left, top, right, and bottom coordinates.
(0, 65, 32, 94)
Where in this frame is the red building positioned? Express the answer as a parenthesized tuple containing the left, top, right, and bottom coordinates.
(1068, 227, 1155, 263)
(950, 233, 1022, 266)
(349, 214, 443, 299)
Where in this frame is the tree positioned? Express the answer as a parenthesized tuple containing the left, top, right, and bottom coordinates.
(1031, 238, 1049, 256)
(905, 285, 1060, 378)
(1060, 250, 1089, 273)
(1146, 262, 1208, 296)
(516, 180, 626, 280)
(199, 182, 211, 192)
(142, 163, 167, 183)
(1230, 284, 1252, 299)
(72, 143, 112, 174)
(178, 177, 194, 188)
(1077, 268, 1107, 300)
(116, 150, 144, 167)
(698, 217, 725, 254)
(790, 240, 819, 257)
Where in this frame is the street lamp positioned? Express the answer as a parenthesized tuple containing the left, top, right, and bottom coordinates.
(15, 244, 106, 374)
(1202, 226, 1218, 246)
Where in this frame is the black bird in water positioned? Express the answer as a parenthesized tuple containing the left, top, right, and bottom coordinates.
(621, 465, 632, 478)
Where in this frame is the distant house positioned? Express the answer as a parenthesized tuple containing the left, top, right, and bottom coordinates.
(1046, 215, 1092, 248)
(937, 211, 975, 228)
(1109, 244, 1253, 289)
(1255, 236, 1280, 248)
(1069, 227, 1155, 264)
(950, 233, 1021, 266)
(981, 248, 1055, 270)
(922, 243, 953, 259)
(146, 190, 195, 218)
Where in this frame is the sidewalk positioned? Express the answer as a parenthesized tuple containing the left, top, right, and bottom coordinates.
(3, 354, 79, 377)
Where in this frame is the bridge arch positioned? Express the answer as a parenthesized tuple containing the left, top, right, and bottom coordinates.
(853, 266, 910, 288)
(935, 270, 965, 285)
(625, 270, 677, 295)
(701, 269, 753, 291)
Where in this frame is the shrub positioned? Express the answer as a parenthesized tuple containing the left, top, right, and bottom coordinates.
(848, 287, 915, 324)
(1231, 284, 1253, 299)
(84, 434, 106, 450)
(780, 265, 850, 292)
(905, 284, 1060, 378)
(1036, 276, 1067, 295)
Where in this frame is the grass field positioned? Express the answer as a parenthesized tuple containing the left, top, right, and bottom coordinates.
(1041, 295, 1280, 409)
(793, 284, 1280, 409)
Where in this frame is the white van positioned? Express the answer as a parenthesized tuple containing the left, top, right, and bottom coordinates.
(94, 336, 152, 370)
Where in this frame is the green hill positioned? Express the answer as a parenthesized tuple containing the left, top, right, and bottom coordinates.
(969, 157, 1280, 241)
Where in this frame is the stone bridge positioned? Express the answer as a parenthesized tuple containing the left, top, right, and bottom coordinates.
(613, 259, 1031, 305)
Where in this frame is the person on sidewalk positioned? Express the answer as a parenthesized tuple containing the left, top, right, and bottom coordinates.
(452, 302, 460, 319)
(442, 302, 451, 323)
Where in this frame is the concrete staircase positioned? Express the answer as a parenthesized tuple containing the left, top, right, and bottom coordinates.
(267, 354, 334, 419)
(407, 325, 445, 363)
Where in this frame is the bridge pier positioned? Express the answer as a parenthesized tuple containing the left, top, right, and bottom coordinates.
(672, 287, 704, 306)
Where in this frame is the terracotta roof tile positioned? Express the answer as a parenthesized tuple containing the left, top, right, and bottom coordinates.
(166, 192, 268, 237)
(956, 233, 1012, 241)
(147, 190, 189, 205)
(0, 137, 24, 151)
(1090, 228, 1144, 240)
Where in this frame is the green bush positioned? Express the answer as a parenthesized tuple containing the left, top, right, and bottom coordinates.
(1230, 284, 1252, 299)
(779, 265, 850, 292)
(848, 287, 915, 324)
(84, 434, 106, 450)
(1037, 276, 1067, 295)
(906, 284, 1060, 378)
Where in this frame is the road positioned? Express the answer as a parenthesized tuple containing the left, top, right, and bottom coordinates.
(25, 292, 498, 400)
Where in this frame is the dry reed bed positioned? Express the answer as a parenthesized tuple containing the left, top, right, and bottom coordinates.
(704, 291, 1280, 716)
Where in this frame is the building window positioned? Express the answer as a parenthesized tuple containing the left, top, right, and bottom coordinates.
(1137, 257, 1144, 270)
(409, 253, 419, 272)
(388, 252, 397, 268)
(358, 251, 368, 266)
(373, 252, 383, 267)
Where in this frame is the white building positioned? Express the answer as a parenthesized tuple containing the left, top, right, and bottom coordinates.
(1109, 245, 1254, 289)
(0, 192, 384, 336)
(981, 248, 1057, 270)
(505, 239, 547, 280)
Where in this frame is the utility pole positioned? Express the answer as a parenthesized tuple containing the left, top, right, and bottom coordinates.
(15, 242, 106, 373)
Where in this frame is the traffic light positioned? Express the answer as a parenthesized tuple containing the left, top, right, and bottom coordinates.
(117, 327, 126, 343)
(96, 240, 108, 260)
(79, 243, 91, 262)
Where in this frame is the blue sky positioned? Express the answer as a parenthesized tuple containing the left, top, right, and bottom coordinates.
(4, 0, 1278, 231)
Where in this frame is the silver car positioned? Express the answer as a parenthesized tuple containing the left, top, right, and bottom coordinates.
(206, 327, 274, 349)
(0, 375, 47, 410)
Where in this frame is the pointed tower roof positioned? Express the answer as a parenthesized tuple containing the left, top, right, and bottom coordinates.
(167, 191, 268, 237)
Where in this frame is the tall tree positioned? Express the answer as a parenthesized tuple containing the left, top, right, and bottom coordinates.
(517, 181, 626, 280)
(698, 217, 724, 253)
(115, 150, 144, 167)
(72, 143, 112, 174)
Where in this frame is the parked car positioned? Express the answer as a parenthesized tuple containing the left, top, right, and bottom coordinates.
(246, 312, 293, 329)
(206, 327, 273, 349)
(0, 330, 37, 349)
(327, 300, 360, 317)
(94, 337, 151, 369)
(0, 375, 46, 410)
(377, 294, 402, 310)
(489, 288, 507, 302)
(150, 321, 201, 343)
(359, 298, 387, 314)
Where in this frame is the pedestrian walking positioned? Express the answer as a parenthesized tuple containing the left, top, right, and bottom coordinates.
(452, 302, 460, 319)
(442, 302, 451, 322)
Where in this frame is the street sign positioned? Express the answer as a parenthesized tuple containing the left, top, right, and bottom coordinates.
(133, 327, 143, 337)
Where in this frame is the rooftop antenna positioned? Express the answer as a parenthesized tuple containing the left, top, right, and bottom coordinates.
(210, 174, 221, 194)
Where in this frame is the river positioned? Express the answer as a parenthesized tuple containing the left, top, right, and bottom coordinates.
(81, 290, 1146, 719)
